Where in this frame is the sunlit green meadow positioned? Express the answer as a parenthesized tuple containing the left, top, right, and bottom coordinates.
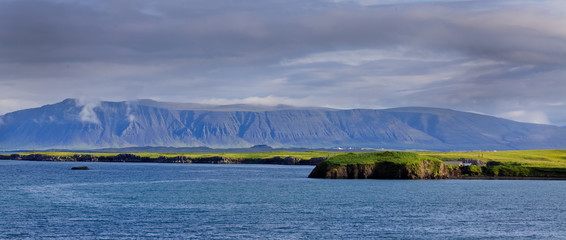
(419, 150, 566, 168)
(9, 151, 334, 160)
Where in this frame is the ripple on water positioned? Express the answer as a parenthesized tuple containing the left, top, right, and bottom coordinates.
(0, 161, 565, 239)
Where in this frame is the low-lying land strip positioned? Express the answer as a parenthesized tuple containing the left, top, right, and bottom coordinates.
(0, 151, 331, 165)
(2, 150, 566, 179)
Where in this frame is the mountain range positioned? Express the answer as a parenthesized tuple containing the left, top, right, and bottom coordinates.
(1, 98, 565, 151)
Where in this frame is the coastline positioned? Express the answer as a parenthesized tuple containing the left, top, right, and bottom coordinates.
(308, 163, 566, 180)
(307, 151, 566, 180)
(459, 176, 566, 180)
(0, 153, 327, 165)
(3, 151, 566, 180)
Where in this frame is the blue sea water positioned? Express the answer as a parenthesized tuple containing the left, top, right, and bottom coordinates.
(1, 160, 566, 239)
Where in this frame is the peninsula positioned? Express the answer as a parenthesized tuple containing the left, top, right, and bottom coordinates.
(308, 150, 566, 179)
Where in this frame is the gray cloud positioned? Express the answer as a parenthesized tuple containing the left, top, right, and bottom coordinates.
(0, 0, 565, 125)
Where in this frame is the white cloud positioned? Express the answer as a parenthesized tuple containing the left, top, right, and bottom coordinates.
(126, 103, 136, 123)
(281, 48, 456, 66)
(76, 98, 101, 124)
(547, 102, 564, 107)
(328, 0, 471, 6)
(201, 96, 311, 106)
(498, 110, 550, 125)
(281, 49, 387, 66)
(128, 114, 136, 122)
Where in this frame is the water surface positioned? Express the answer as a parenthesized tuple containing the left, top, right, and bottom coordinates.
(1, 160, 565, 239)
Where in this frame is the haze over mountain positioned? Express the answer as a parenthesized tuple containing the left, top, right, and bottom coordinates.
(1, 99, 565, 151)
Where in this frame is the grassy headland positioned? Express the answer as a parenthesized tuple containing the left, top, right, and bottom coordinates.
(309, 150, 566, 179)
(420, 150, 566, 168)
(419, 150, 566, 178)
(309, 152, 460, 179)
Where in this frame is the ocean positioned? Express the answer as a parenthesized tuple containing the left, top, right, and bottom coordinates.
(1, 160, 565, 239)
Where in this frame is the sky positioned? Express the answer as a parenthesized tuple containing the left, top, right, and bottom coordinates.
(0, 0, 565, 126)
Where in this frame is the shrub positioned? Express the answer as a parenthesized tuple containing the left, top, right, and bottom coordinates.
(484, 165, 531, 177)
(461, 165, 483, 176)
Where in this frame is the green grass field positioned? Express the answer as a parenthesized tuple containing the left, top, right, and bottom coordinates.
(419, 150, 566, 168)
(321, 150, 566, 178)
(4, 149, 566, 177)
(3, 149, 566, 177)
(321, 151, 440, 166)
(8, 151, 333, 160)
(311, 150, 566, 168)
(5, 149, 566, 167)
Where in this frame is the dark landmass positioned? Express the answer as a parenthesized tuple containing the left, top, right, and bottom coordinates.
(2, 99, 566, 151)
(0, 153, 327, 165)
(34, 145, 374, 154)
(309, 158, 461, 179)
(308, 152, 461, 179)
(71, 166, 89, 170)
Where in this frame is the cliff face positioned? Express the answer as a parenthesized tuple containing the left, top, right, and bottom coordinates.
(2, 99, 566, 150)
(308, 160, 461, 179)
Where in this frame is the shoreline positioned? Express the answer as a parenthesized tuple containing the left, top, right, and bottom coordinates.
(459, 176, 566, 180)
(307, 152, 566, 180)
(4, 151, 566, 180)
(0, 153, 327, 166)
(3, 158, 566, 180)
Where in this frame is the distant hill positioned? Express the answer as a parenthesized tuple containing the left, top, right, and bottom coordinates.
(1, 99, 566, 151)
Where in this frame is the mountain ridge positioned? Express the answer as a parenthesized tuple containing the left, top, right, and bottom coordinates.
(1, 99, 565, 151)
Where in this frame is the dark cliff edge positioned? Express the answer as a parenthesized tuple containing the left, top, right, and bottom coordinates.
(309, 161, 566, 180)
(0, 153, 327, 165)
(308, 159, 461, 179)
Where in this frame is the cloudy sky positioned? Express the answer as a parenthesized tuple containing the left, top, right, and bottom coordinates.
(0, 0, 565, 125)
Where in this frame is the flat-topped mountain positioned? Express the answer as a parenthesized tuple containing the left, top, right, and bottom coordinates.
(1, 99, 565, 150)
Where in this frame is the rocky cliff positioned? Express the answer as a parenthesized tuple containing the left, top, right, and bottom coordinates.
(308, 159, 461, 179)
(308, 152, 462, 179)
(1, 99, 566, 150)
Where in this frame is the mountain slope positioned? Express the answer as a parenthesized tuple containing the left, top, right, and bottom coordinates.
(1, 99, 566, 150)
